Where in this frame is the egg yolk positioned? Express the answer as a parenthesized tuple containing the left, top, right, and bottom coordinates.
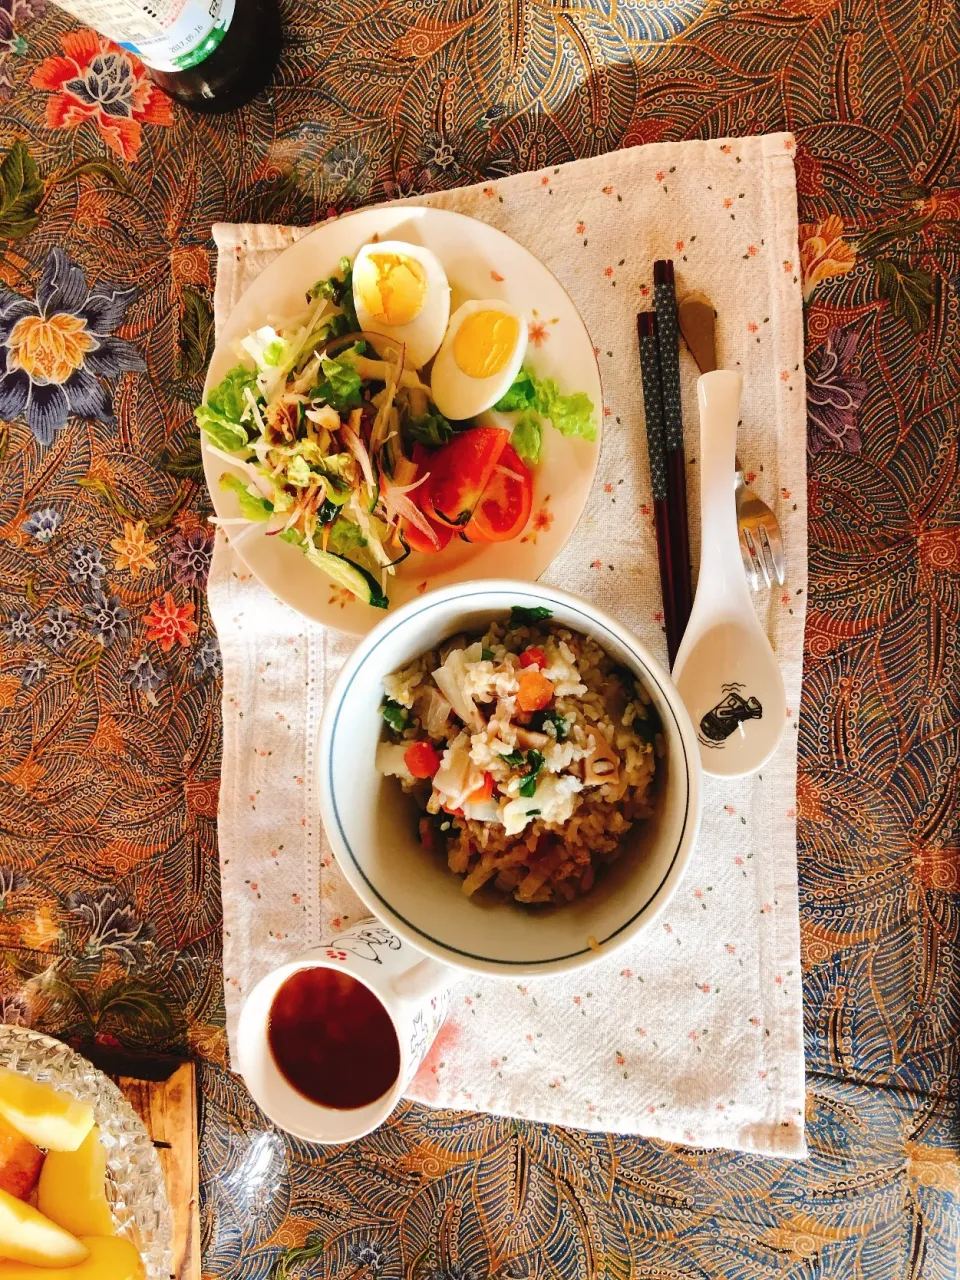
(354, 253, 427, 326)
(453, 310, 520, 379)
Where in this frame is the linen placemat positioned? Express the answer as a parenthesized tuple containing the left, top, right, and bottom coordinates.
(208, 133, 808, 1156)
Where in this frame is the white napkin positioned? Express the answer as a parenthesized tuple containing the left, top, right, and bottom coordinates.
(208, 132, 807, 1157)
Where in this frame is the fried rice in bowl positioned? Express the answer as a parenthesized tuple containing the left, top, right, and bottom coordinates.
(318, 581, 702, 977)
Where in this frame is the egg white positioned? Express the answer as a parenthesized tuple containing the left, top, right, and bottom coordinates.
(430, 299, 528, 420)
(351, 241, 450, 369)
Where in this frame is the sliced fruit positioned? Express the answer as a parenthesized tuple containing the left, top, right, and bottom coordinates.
(0, 1188, 87, 1268)
(398, 511, 453, 554)
(461, 444, 533, 544)
(424, 426, 509, 525)
(0, 1071, 93, 1154)
(0, 1119, 43, 1202)
(0, 1236, 143, 1280)
(37, 1127, 112, 1239)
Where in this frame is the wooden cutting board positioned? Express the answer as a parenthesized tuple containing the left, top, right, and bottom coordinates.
(114, 1062, 200, 1280)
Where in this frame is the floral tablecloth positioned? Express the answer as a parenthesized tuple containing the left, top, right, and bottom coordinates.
(0, 0, 958, 1275)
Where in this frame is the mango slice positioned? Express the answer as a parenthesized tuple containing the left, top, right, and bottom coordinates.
(0, 1119, 44, 1202)
(0, 1237, 143, 1280)
(0, 1188, 87, 1268)
(0, 1072, 93, 1154)
(37, 1128, 112, 1239)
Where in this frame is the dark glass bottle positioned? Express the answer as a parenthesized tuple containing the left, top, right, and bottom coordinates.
(148, 0, 282, 112)
(48, 0, 282, 113)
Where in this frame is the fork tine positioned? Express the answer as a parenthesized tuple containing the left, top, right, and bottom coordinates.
(757, 526, 779, 590)
(739, 528, 760, 590)
(764, 520, 786, 585)
(746, 527, 771, 588)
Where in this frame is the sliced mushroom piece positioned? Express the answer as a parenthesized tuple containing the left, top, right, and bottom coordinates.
(583, 728, 621, 787)
(514, 726, 551, 751)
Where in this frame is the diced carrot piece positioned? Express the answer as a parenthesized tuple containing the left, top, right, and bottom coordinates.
(404, 741, 441, 779)
(516, 670, 555, 712)
(519, 646, 547, 669)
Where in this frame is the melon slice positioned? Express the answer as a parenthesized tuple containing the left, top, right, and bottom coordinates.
(0, 1072, 93, 1154)
(0, 1188, 87, 1268)
(0, 1236, 143, 1280)
(37, 1127, 113, 1239)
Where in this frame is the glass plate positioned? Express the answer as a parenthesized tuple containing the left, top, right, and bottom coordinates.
(0, 1026, 173, 1280)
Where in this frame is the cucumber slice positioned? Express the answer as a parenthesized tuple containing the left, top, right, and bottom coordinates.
(304, 546, 388, 609)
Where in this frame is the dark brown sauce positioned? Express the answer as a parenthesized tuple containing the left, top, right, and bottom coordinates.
(268, 967, 401, 1110)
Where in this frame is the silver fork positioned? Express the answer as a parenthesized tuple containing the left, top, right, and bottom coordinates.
(678, 295, 786, 590)
(735, 466, 785, 588)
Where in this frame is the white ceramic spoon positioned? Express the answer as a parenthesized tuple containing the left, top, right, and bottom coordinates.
(672, 370, 786, 778)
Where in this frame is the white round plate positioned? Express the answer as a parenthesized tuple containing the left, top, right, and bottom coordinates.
(203, 206, 603, 635)
(0, 1026, 173, 1280)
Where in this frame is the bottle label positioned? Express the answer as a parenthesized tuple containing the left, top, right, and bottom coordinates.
(52, 0, 236, 71)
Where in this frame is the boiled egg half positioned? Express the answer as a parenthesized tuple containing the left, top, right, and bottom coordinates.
(351, 242, 450, 369)
(430, 300, 528, 420)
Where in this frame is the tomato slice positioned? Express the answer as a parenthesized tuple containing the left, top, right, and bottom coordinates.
(426, 427, 509, 525)
(461, 444, 533, 543)
(399, 513, 453, 554)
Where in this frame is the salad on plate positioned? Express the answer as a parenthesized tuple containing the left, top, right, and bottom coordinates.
(196, 241, 597, 608)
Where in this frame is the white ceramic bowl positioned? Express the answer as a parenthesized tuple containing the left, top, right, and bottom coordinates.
(318, 581, 702, 977)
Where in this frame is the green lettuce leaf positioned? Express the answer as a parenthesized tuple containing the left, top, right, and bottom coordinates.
(196, 364, 258, 451)
(219, 472, 273, 521)
(315, 352, 363, 412)
(536, 378, 596, 440)
(510, 415, 542, 463)
(494, 368, 537, 412)
(494, 367, 597, 442)
(196, 408, 248, 453)
(308, 256, 359, 329)
(403, 411, 454, 448)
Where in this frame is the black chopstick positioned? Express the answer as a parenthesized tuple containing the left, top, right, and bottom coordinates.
(653, 260, 693, 643)
(636, 312, 682, 666)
